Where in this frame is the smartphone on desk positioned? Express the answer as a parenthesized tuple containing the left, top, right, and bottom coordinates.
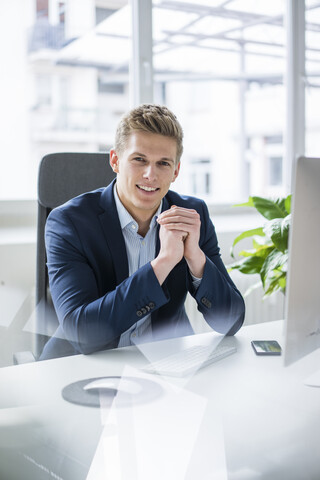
(251, 340, 282, 356)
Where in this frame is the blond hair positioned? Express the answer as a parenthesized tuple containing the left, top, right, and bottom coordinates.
(115, 104, 183, 163)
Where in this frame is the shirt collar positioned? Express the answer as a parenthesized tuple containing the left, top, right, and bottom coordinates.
(113, 183, 162, 232)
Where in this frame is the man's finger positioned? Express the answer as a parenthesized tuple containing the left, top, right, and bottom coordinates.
(158, 209, 199, 224)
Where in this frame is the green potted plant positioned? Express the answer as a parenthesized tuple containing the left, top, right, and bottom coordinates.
(228, 194, 291, 297)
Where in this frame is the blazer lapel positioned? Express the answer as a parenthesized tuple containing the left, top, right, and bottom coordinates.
(98, 180, 129, 284)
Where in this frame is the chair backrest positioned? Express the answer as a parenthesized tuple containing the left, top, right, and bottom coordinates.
(35, 152, 115, 356)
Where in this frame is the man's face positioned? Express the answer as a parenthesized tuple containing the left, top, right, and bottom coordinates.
(110, 131, 180, 223)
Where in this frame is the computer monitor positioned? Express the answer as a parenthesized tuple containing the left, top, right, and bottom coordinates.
(283, 156, 320, 385)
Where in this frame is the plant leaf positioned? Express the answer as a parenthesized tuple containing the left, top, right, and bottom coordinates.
(230, 227, 265, 258)
(278, 274, 287, 292)
(233, 197, 255, 208)
(239, 244, 274, 258)
(229, 255, 265, 275)
(252, 236, 269, 248)
(238, 249, 255, 257)
(254, 244, 274, 258)
(284, 194, 292, 214)
(251, 196, 288, 220)
(263, 272, 286, 297)
(263, 214, 291, 253)
(260, 250, 289, 288)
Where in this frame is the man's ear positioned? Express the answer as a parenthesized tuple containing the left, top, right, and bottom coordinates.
(172, 161, 181, 183)
(109, 149, 119, 174)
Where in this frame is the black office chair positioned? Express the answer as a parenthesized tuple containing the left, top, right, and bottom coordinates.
(14, 152, 115, 363)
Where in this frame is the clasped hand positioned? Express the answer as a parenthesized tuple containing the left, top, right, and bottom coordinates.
(156, 205, 206, 279)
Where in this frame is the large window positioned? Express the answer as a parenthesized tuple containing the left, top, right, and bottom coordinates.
(0, 0, 319, 201)
(152, 0, 287, 203)
(305, 0, 320, 157)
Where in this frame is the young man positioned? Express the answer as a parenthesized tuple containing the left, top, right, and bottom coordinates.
(40, 104, 245, 360)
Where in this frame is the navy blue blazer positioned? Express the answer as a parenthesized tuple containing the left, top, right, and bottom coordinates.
(40, 180, 245, 360)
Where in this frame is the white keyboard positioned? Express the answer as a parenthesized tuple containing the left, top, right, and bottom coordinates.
(142, 343, 237, 377)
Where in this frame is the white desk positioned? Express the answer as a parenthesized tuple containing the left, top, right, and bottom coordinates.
(0, 320, 319, 480)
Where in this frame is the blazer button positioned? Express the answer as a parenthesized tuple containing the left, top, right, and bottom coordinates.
(201, 297, 212, 308)
(136, 310, 142, 317)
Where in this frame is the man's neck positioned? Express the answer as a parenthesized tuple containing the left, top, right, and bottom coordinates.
(133, 208, 158, 236)
(113, 184, 161, 237)
(137, 219, 151, 237)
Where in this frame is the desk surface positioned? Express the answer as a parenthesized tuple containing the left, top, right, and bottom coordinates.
(0, 320, 319, 480)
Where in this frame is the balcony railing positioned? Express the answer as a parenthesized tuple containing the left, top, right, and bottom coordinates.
(29, 105, 122, 135)
(28, 20, 69, 53)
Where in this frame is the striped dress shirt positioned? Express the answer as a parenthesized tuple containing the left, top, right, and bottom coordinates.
(113, 185, 202, 347)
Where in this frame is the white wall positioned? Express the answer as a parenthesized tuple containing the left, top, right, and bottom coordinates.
(0, 0, 35, 199)
(0, 200, 36, 366)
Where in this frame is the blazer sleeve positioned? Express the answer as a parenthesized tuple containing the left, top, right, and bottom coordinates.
(45, 208, 170, 354)
(188, 200, 245, 335)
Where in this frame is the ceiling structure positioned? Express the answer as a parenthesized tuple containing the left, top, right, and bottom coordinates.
(55, 0, 320, 86)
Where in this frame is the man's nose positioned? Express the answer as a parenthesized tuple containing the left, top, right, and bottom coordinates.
(143, 164, 157, 180)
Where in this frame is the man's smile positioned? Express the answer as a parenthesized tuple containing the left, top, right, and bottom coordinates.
(137, 185, 160, 192)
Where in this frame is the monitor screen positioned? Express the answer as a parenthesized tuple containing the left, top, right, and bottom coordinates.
(284, 156, 320, 368)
